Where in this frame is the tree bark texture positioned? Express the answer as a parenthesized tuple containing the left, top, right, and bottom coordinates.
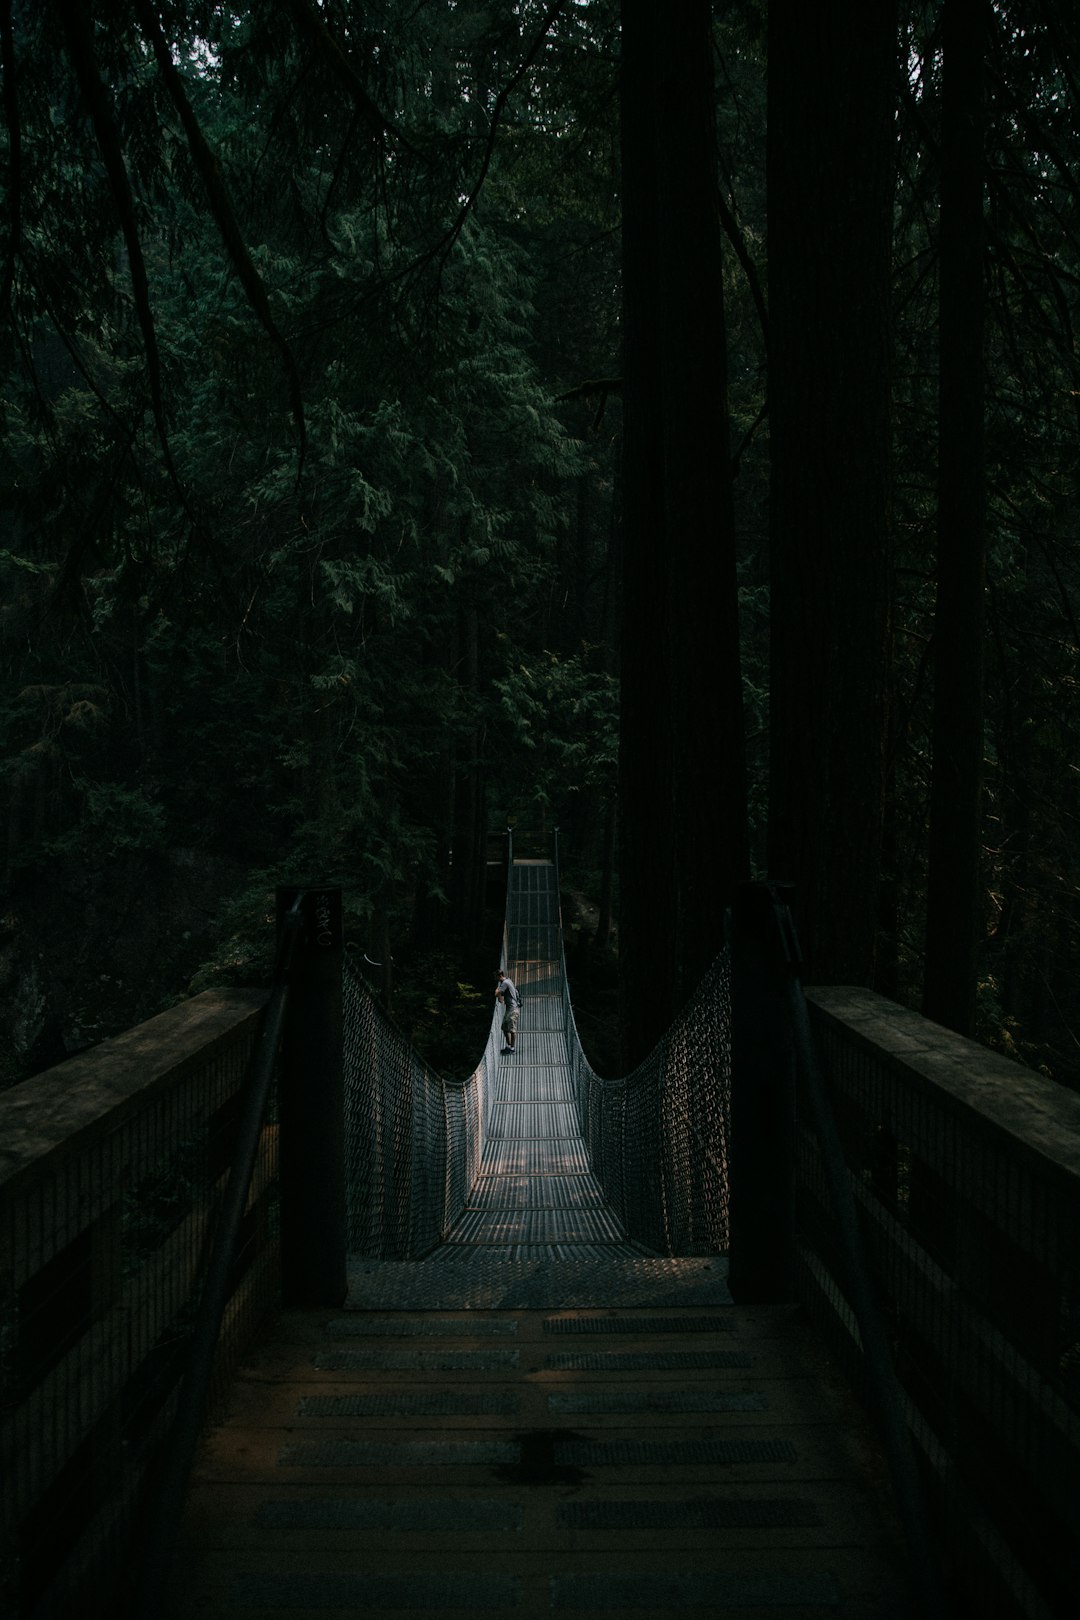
(923, 0, 987, 1035)
(618, 0, 749, 1067)
(766, 0, 897, 983)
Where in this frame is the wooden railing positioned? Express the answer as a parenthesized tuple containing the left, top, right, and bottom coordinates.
(0, 989, 272, 1620)
(801, 987, 1080, 1620)
(5, 954, 1079, 1619)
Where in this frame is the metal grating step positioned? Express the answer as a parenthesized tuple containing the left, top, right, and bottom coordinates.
(470, 1174, 605, 1210)
(550, 1571, 840, 1609)
(487, 1101, 581, 1139)
(507, 927, 561, 957)
(314, 1348, 521, 1372)
(547, 1390, 767, 1415)
(558, 1497, 823, 1530)
(542, 1315, 735, 1335)
(478, 1139, 591, 1175)
(254, 1500, 523, 1532)
(345, 1256, 732, 1311)
(231, 1573, 521, 1609)
(553, 1437, 798, 1467)
(425, 1242, 645, 1264)
(298, 1392, 521, 1418)
(492, 1071, 576, 1103)
(323, 1316, 518, 1338)
(545, 1350, 752, 1372)
(279, 1439, 520, 1468)
(444, 1208, 627, 1246)
(512, 965, 562, 990)
(506, 1002, 565, 1032)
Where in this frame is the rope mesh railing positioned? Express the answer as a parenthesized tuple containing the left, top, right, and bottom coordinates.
(340, 851, 733, 1261)
(342, 954, 503, 1259)
(563, 934, 733, 1256)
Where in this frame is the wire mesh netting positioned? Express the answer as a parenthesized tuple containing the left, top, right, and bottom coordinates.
(341, 858, 732, 1262)
(342, 953, 497, 1259)
(564, 925, 733, 1257)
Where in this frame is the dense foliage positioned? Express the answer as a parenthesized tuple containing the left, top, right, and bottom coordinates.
(0, 2, 1077, 1089)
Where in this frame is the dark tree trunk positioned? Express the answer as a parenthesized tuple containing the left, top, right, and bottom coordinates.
(595, 800, 616, 950)
(449, 598, 485, 948)
(656, 0, 749, 993)
(923, 0, 987, 1035)
(618, 0, 749, 1067)
(618, 0, 677, 1066)
(766, 0, 897, 983)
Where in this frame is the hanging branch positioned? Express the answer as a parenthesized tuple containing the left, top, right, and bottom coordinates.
(715, 181, 769, 352)
(0, 0, 21, 318)
(53, 0, 192, 509)
(285, 0, 425, 161)
(287, 0, 571, 342)
(436, 0, 569, 265)
(131, 0, 307, 478)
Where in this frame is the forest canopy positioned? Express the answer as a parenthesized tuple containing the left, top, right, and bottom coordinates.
(1, 1, 1078, 1091)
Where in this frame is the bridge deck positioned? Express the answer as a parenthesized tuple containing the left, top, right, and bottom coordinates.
(168, 863, 914, 1616)
(171, 1301, 912, 1618)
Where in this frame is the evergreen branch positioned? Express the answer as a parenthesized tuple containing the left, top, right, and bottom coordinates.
(716, 182, 768, 350)
(438, 0, 571, 263)
(0, 0, 21, 318)
(20, 243, 136, 436)
(131, 0, 308, 480)
(555, 376, 622, 402)
(285, 0, 425, 161)
(53, 0, 188, 510)
(730, 398, 768, 474)
(293, 0, 572, 332)
(985, 58, 1080, 219)
(1029, 0, 1080, 138)
(991, 482, 1080, 650)
(318, 109, 362, 243)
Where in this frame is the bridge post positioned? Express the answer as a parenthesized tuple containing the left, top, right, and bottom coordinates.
(276, 886, 348, 1306)
(728, 881, 798, 1302)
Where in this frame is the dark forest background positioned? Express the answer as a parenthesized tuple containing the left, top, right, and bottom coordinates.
(1, 1, 1077, 1092)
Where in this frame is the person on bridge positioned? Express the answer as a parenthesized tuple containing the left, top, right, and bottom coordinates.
(496, 969, 520, 1054)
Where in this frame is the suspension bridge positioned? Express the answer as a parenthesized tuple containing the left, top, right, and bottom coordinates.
(2, 844, 1079, 1619)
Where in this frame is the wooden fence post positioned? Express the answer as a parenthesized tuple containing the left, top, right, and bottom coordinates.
(728, 880, 797, 1302)
(277, 886, 348, 1307)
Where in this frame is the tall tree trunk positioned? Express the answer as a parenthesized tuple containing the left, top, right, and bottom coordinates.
(595, 801, 616, 951)
(657, 0, 749, 993)
(618, 0, 677, 1066)
(449, 597, 484, 948)
(923, 0, 987, 1035)
(766, 0, 897, 983)
(618, 0, 749, 1066)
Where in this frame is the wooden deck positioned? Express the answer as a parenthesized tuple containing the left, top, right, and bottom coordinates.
(170, 1298, 914, 1618)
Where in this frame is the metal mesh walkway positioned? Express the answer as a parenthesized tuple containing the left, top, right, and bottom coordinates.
(342, 856, 732, 1303)
(436, 861, 646, 1262)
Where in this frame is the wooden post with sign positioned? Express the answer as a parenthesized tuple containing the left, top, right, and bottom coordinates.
(277, 886, 348, 1306)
